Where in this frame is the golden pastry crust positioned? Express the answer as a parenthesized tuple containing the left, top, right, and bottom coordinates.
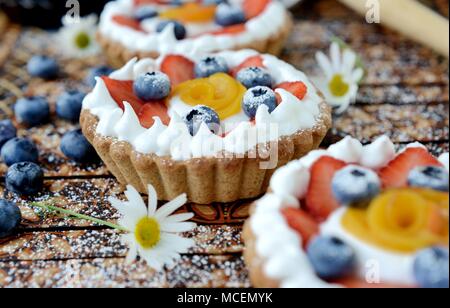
(96, 12, 294, 67)
(80, 99, 331, 204)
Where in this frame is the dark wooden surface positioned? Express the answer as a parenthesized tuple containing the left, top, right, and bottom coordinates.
(0, 0, 448, 287)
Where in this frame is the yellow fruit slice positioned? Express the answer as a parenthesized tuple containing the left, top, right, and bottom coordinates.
(342, 188, 449, 253)
(160, 3, 216, 23)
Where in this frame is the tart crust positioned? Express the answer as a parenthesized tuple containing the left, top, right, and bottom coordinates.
(80, 100, 331, 204)
(97, 12, 294, 67)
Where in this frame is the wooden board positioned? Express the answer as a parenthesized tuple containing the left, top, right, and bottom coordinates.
(0, 0, 448, 288)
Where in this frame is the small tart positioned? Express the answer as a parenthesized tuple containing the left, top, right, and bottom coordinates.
(97, 0, 293, 67)
(243, 136, 449, 288)
(80, 49, 331, 204)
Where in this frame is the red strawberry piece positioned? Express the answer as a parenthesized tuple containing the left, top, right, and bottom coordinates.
(112, 15, 143, 32)
(138, 103, 170, 128)
(281, 207, 319, 248)
(209, 24, 246, 36)
(243, 0, 271, 19)
(378, 147, 442, 189)
(231, 55, 265, 76)
(276, 81, 308, 100)
(305, 156, 348, 222)
(101, 76, 170, 128)
(160, 55, 195, 86)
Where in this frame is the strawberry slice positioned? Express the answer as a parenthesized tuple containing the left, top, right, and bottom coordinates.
(112, 15, 143, 32)
(101, 76, 169, 128)
(101, 77, 144, 111)
(231, 55, 265, 76)
(138, 103, 170, 128)
(378, 147, 442, 189)
(160, 55, 195, 86)
(243, 0, 271, 19)
(276, 81, 308, 100)
(209, 24, 246, 36)
(281, 207, 319, 248)
(305, 156, 348, 222)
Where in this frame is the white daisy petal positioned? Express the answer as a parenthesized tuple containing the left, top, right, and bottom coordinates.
(330, 42, 341, 72)
(160, 221, 197, 233)
(155, 193, 188, 220)
(124, 185, 147, 217)
(315, 52, 333, 79)
(147, 184, 158, 216)
(342, 49, 356, 75)
(352, 68, 364, 83)
(161, 212, 195, 224)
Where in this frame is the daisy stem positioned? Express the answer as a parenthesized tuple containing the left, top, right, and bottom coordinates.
(30, 202, 129, 232)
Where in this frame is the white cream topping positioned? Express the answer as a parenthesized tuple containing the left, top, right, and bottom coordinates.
(99, 0, 288, 56)
(251, 136, 449, 288)
(82, 50, 323, 160)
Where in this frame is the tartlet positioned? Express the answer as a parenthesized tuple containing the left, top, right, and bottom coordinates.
(80, 49, 331, 204)
(97, 0, 293, 67)
(243, 136, 449, 288)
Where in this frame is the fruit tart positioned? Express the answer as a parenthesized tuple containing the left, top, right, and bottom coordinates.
(80, 49, 331, 204)
(97, 0, 293, 67)
(243, 136, 449, 288)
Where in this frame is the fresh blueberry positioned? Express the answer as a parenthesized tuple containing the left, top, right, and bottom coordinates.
(184, 105, 220, 136)
(156, 20, 186, 40)
(0, 119, 17, 150)
(5, 162, 44, 196)
(27, 55, 59, 79)
(1, 138, 39, 166)
(0, 199, 21, 238)
(414, 247, 449, 288)
(242, 86, 277, 118)
(332, 165, 381, 207)
(56, 90, 86, 122)
(237, 67, 273, 89)
(195, 56, 229, 78)
(14, 96, 50, 127)
(60, 129, 98, 163)
(133, 72, 171, 101)
(307, 235, 356, 280)
(86, 65, 114, 87)
(408, 166, 449, 192)
(215, 3, 246, 26)
(134, 5, 158, 21)
(203, 0, 226, 5)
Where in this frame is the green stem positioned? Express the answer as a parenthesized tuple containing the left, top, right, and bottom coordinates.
(30, 202, 129, 232)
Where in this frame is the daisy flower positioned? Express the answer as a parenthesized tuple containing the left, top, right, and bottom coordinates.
(58, 14, 100, 58)
(315, 41, 364, 114)
(109, 185, 196, 270)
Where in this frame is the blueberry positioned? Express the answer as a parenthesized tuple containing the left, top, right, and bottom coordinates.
(14, 96, 50, 127)
(242, 86, 277, 118)
(56, 90, 86, 122)
(60, 129, 98, 163)
(307, 236, 356, 280)
(408, 166, 449, 192)
(414, 247, 449, 288)
(0, 199, 21, 238)
(215, 3, 246, 26)
(133, 72, 171, 101)
(27, 55, 59, 79)
(86, 65, 114, 87)
(1, 138, 39, 166)
(237, 67, 273, 89)
(0, 119, 17, 150)
(184, 105, 220, 136)
(331, 165, 381, 207)
(6, 162, 44, 196)
(203, 0, 226, 5)
(134, 6, 158, 21)
(156, 20, 186, 40)
(195, 56, 229, 78)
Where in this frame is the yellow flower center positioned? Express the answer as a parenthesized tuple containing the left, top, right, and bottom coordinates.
(328, 74, 350, 97)
(135, 217, 161, 249)
(74, 32, 91, 49)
